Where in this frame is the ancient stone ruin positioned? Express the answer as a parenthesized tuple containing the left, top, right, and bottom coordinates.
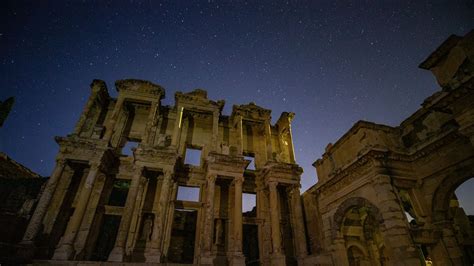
(14, 31, 474, 265)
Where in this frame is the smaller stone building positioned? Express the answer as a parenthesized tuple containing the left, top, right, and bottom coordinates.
(302, 30, 474, 265)
(0, 152, 46, 263)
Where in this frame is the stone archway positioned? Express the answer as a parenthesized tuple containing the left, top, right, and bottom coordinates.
(431, 172, 474, 265)
(332, 197, 386, 266)
(332, 197, 384, 239)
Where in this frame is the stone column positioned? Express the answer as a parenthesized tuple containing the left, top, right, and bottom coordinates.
(264, 120, 273, 161)
(269, 181, 282, 253)
(332, 236, 349, 266)
(230, 176, 245, 266)
(289, 185, 307, 260)
(235, 115, 243, 154)
(21, 159, 66, 245)
(103, 96, 125, 142)
(171, 106, 184, 147)
(286, 116, 296, 163)
(143, 100, 159, 145)
(212, 110, 219, 152)
(201, 173, 217, 262)
(108, 165, 144, 262)
(437, 220, 464, 265)
(145, 169, 173, 262)
(373, 174, 419, 265)
(73, 87, 100, 135)
(268, 180, 285, 265)
(53, 162, 101, 260)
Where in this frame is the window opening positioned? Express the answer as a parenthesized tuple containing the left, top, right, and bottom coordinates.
(184, 147, 202, 166)
(243, 192, 257, 217)
(177, 186, 200, 202)
(244, 153, 255, 170)
(122, 140, 139, 156)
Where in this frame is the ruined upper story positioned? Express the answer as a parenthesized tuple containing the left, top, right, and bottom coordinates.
(69, 79, 297, 170)
(314, 30, 474, 184)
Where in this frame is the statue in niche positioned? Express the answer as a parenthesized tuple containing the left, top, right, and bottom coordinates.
(156, 134, 171, 147)
(214, 218, 224, 246)
(220, 143, 230, 155)
(141, 213, 154, 241)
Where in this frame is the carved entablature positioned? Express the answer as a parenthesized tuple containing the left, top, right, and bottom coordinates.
(231, 102, 272, 122)
(56, 136, 110, 162)
(205, 151, 249, 176)
(175, 89, 225, 111)
(258, 161, 303, 185)
(133, 145, 178, 167)
(115, 79, 165, 100)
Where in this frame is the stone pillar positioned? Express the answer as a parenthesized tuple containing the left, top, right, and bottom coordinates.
(332, 237, 349, 266)
(212, 110, 219, 152)
(230, 176, 245, 266)
(235, 115, 243, 154)
(289, 185, 307, 260)
(145, 169, 173, 262)
(74, 172, 107, 259)
(437, 220, 464, 265)
(373, 174, 419, 265)
(53, 162, 101, 260)
(108, 165, 144, 262)
(103, 96, 125, 142)
(264, 121, 273, 161)
(201, 173, 217, 264)
(21, 159, 66, 245)
(143, 100, 159, 145)
(286, 116, 296, 163)
(268, 181, 285, 265)
(171, 106, 184, 147)
(73, 86, 100, 135)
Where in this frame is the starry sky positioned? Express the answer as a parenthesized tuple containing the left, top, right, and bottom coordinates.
(1, 1, 473, 212)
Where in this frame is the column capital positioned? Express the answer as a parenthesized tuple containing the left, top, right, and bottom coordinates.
(233, 175, 244, 185)
(207, 172, 217, 182)
(55, 158, 67, 167)
(267, 180, 278, 189)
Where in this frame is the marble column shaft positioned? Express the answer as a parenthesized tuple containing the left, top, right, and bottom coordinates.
(290, 186, 307, 258)
(22, 159, 66, 243)
(171, 106, 184, 146)
(233, 177, 244, 253)
(143, 100, 159, 144)
(203, 174, 217, 253)
(53, 162, 101, 260)
(268, 181, 282, 254)
(148, 170, 172, 251)
(74, 88, 99, 135)
(211, 110, 219, 152)
(108, 165, 144, 261)
(103, 96, 125, 142)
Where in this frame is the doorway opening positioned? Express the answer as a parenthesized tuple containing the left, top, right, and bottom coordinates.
(243, 223, 260, 266)
(167, 209, 198, 264)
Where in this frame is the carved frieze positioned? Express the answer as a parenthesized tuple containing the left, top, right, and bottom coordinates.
(232, 102, 271, 121)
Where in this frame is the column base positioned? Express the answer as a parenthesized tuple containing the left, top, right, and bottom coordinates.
(270, 253, 286, 266)
(52, 243, 75, 260)
(228, 252, 246, 266)
(143, 248, 161, 263)
(200, 252, 216, 265)
(17, 240, 35, 262)
(107, 246, 125, 262)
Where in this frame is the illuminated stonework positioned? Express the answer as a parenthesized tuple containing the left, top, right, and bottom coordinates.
(18, 31, 474, 265)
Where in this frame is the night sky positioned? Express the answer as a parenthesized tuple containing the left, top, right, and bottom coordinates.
(1, 1, 473, 211)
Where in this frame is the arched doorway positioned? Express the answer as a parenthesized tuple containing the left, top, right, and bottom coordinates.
(431, 174, 474, 265)
(333, 197, 387, 266)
